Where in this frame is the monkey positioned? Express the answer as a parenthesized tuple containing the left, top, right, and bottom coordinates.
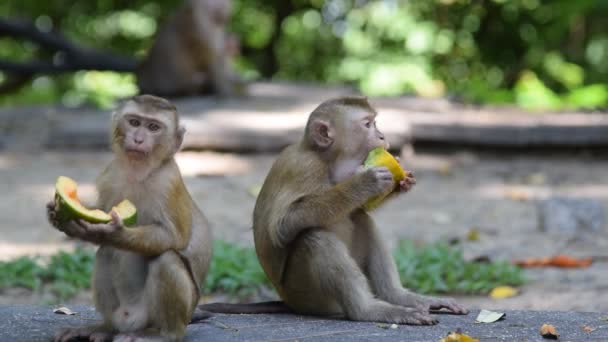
(47, 94, 212, 342)
(247, 96, 469, 325)
(136, 0, 245, 97)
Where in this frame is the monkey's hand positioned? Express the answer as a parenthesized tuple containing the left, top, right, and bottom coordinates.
(413, 295, 469, 315)
(360, 166, 395, 196)
(70, 211, 124, 243)
(46, 201, 61, 230)
(397, 171, 416, 193)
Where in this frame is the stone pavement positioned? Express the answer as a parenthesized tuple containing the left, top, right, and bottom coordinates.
(1, 305, 606, 341)
(1, 82, 608, 153)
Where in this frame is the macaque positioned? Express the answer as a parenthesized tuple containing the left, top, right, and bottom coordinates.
(47, 95, 212, 341)
(251, 96, 468, 324)
(136, 0, 245, 97)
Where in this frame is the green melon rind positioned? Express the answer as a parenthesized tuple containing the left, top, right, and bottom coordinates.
(54, 176, 137, 226)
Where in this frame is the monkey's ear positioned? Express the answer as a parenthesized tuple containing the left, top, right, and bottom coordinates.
(310, 119, 334, 149)
(175, 126, 186, 152)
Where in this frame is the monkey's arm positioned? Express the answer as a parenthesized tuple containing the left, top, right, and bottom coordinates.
(275, 169, 391, 246)
(107, 222, 188, 256)
(67, 212, 189, 256)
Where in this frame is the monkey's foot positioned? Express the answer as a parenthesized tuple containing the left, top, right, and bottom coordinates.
(379, 306, 438, 325)
(413, 295, 469, 315)
(54, 327, 109, 342)
(113, 333, 146, 342)
(113, 333, 168, 342)
(351, 303, 438, 325)
(90, 332, 114, 342)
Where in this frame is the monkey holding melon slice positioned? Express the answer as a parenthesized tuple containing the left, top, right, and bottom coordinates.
(53, 176, 137, 226)
(363, 147, 413, 210)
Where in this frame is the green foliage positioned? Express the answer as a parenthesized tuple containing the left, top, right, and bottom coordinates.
(1, 0, 607, 109)
(43, 248, 96, 300)
(203, 240, 270, 296)
(394, 241, 525, 295)
(0, 240, 524, 303)
(0, 247, 95, 301)
(0, 256, 45, 290)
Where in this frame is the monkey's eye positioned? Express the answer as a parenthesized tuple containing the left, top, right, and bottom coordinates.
(365, 121, 372, 128)
(148, 123, 161, 132)
(129, 119, 140, 127)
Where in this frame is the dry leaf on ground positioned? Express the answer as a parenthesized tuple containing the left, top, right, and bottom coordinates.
(540, 324, 559, 339)
(466, 228, 479, 241)
(514, 255, 593, 268)
(475, 309, 505, 323)
(439, 329, 479, 342)
(53, 307, 77, 315)
(581, 325, 596, 333)
(489, 285, 518, 299)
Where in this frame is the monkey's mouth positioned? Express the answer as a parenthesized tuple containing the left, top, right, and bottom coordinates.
(125, 148, 148, 158)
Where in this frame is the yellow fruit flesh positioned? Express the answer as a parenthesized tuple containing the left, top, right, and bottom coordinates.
(363, 148, 408, 210)
(55, 176, 137, 225)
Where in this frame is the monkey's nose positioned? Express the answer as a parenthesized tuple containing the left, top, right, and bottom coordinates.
(134, 138, 144, 145)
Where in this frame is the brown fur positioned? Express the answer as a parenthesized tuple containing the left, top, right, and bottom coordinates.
(48, 95, 212, 342)
(136, 0, 245, 97)
(251, 96, 467, 324)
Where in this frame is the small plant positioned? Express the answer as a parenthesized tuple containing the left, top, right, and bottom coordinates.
(0, 240, 525, 303)
(394, 240, 525, 294)
(43, 248, 96, 300)
(0, 256, 45, 290)
(203, 240, 270, 297)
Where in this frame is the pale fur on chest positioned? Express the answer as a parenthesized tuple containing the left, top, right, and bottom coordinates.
(97, 160, 175, 225)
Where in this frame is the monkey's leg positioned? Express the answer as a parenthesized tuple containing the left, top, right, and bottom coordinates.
(282, 230, 437, 325)
(54, 324, 113, 342)
(362, 224, 468, 315)
(54, 248, 119, 342)
(114, 251, 197, 342)
(94, 247, 121, 324)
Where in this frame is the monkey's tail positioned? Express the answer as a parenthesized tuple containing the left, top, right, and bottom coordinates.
(197, 301, 291, 316)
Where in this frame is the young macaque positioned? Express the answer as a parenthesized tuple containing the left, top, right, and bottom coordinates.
(137, 0, 245, 97)
(251, 96, 468, 324)
(47, 95, 212, 341)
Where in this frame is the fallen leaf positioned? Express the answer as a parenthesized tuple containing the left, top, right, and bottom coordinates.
(540, 324, 559, 339)
(390, 324, 398, 329)
(475, 309, 505, 323)
(489, 286, 518, 299)
(581, 325, 596, 333)
(514, 255, 593, 268)
(439, 163, 452, 176)
(600, 316, 608, 321)
(439, 329, 479, 342)
(53, 307, 77, 315)
(466, 228, 479, 241)
(247, 185, 262, 198)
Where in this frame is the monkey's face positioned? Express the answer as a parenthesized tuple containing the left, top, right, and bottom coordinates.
(113, 110, 175, 162)
(339, 110, 387, 158)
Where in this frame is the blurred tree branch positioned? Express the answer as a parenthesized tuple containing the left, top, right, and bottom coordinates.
(0, 18, 137, 93)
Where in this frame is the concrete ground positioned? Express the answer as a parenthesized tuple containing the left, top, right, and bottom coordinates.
(2, 305, 607, 341)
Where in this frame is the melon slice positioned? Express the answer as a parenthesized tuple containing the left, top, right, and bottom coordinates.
(363, 147, 408, 211)
(54, 176, 137, 226)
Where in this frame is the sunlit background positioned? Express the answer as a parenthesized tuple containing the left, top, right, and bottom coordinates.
(0, 0, 607, 110)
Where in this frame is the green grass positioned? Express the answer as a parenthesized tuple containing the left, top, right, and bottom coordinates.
(0, 240, 524, 303)
(394, 240, 525, 294)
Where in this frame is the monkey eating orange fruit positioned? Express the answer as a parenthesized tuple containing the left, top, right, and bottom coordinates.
(363, 147, 408, 210)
